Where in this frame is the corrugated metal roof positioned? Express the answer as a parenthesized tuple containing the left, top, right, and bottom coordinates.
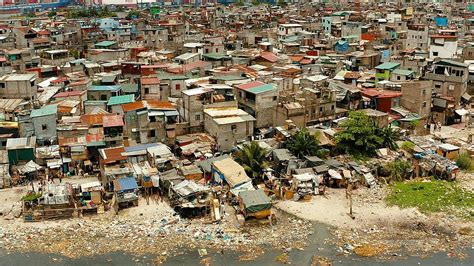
(107, 94, 135, 106)
(103, 115, 124, 128)
(30, 104, 57, 118)
(6, 136, 36, 150)
(89, 85, 121, 92)
(375, 62, 400, 70)
(114, 177, 138, 191)
(0, 99, 24, 112)
(95, 40, 117, 48)
(246, 84, 276, 94)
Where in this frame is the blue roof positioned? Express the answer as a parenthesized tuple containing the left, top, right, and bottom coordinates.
(124, 143, 160, 153)
(90, 85, 122, 92)
(115, 177, 138, 191)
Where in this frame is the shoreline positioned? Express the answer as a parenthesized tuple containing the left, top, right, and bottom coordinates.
(1, 176, 473, 263)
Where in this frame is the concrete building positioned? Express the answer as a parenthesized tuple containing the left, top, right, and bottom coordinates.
(424, 59, 468, 105)
(0, 73, 37, 100)
(406, 24, 429, 51)
(122, 100, 178, 145)
(181, 85, 237, 133)
(399, 80, 433, 119)
(203, 108, 255, 152)
(429, 30, 458, 60)
(235, 81, 278, 129)
(30, 104, 58, 145)
(277, 24, 303, 41)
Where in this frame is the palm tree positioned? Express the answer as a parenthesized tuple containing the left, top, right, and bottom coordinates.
(378, 126, 401, 151)
(234, 142, 268, 180)
(286, 129, 321, 159)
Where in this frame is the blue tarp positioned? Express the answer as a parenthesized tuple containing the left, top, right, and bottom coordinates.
(115, 177, 138, 191)
(434, 17, 448, 27)
(335, 40, 349, 52)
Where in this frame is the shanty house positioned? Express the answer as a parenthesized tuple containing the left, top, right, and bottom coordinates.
(6, 136, 36, 165)
(211, 157, 252, 190)
(30, 105, 57, 145)
(238, 189, 272, 219)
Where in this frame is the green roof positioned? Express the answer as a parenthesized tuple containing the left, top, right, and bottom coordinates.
(84, 100, 107, 105)
(90, 85, 122, 92)
(375, 62, 400, 70)
(202, 53, 230, 60)
(342, 35, 359, 39)
(436, 59, 468, 68)
(246, 84, 276, 94)
(86, 141, 106, 147)
(213, 75, 245, 81)
(107, 94, 135, 106)
(156, 73, 188, 80)
(392, 69, 414, 76)
(121, 84, 139, 93)
(30, 104, 57, 118)
(332, 11, 349, 16)
(94, 41, 117, 48)
(101, 75, 117, 83)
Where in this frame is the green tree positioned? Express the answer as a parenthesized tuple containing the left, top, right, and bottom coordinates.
(234, 142, 268, 179)
(252, 0, 260, 6)
(286, 129, 321, 159)
(377, 126, 400, 151)
(126, 10, 141, 20)
(235, 0, 244, 6)
(335, 111, 383, 156)
(456, 152, 472, 170)
(386, 159, 412, 182)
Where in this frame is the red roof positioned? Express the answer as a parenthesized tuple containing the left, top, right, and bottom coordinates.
(122, 100, 175, 112)
(362, 89, 402, 99)
(430, 35, 457, 39)
(81, 113, 111, 126)
(141, 77, 160, 85)
(167, 60, 211, 74)
(300, 59, 312, 65)
(101, 146, 126, 164)
(259, 52, 279, 63)
(51, 77, 69, 83)
(54, 91, 83, 98)
(0, 57, 6, 63)
(236, 81, 265, 90)
(69, 79, 89, 86)
(103, 115, 124, 128)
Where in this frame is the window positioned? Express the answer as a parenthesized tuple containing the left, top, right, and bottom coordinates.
(319, 107, 323, 112)
(195, 114, 201, 121)
(100, 95, 107, 100)
(175, 84, 181, 91)
(397, 76, 401, 80)
(435, 84, 441, 89)
(422, 89, 426, 95)
(331, 105, 335, 110)
(0, 83, 4, 88)
(150, 116, 156, 122)
(231, 125, 237, 131)
(272, 96, 277, 101)
(149, 130, 156, 137)
(144, 87, 150, 94)
(42, 124, 47, 130)
(433, 52, 439, 57)
(422, 102, 427, 107)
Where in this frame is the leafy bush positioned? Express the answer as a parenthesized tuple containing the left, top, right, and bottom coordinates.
(385, 159, 412, 182)
(456, 152, 472, 170)
(386, 180, 474, 218)
(401, 141, 415, 151)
